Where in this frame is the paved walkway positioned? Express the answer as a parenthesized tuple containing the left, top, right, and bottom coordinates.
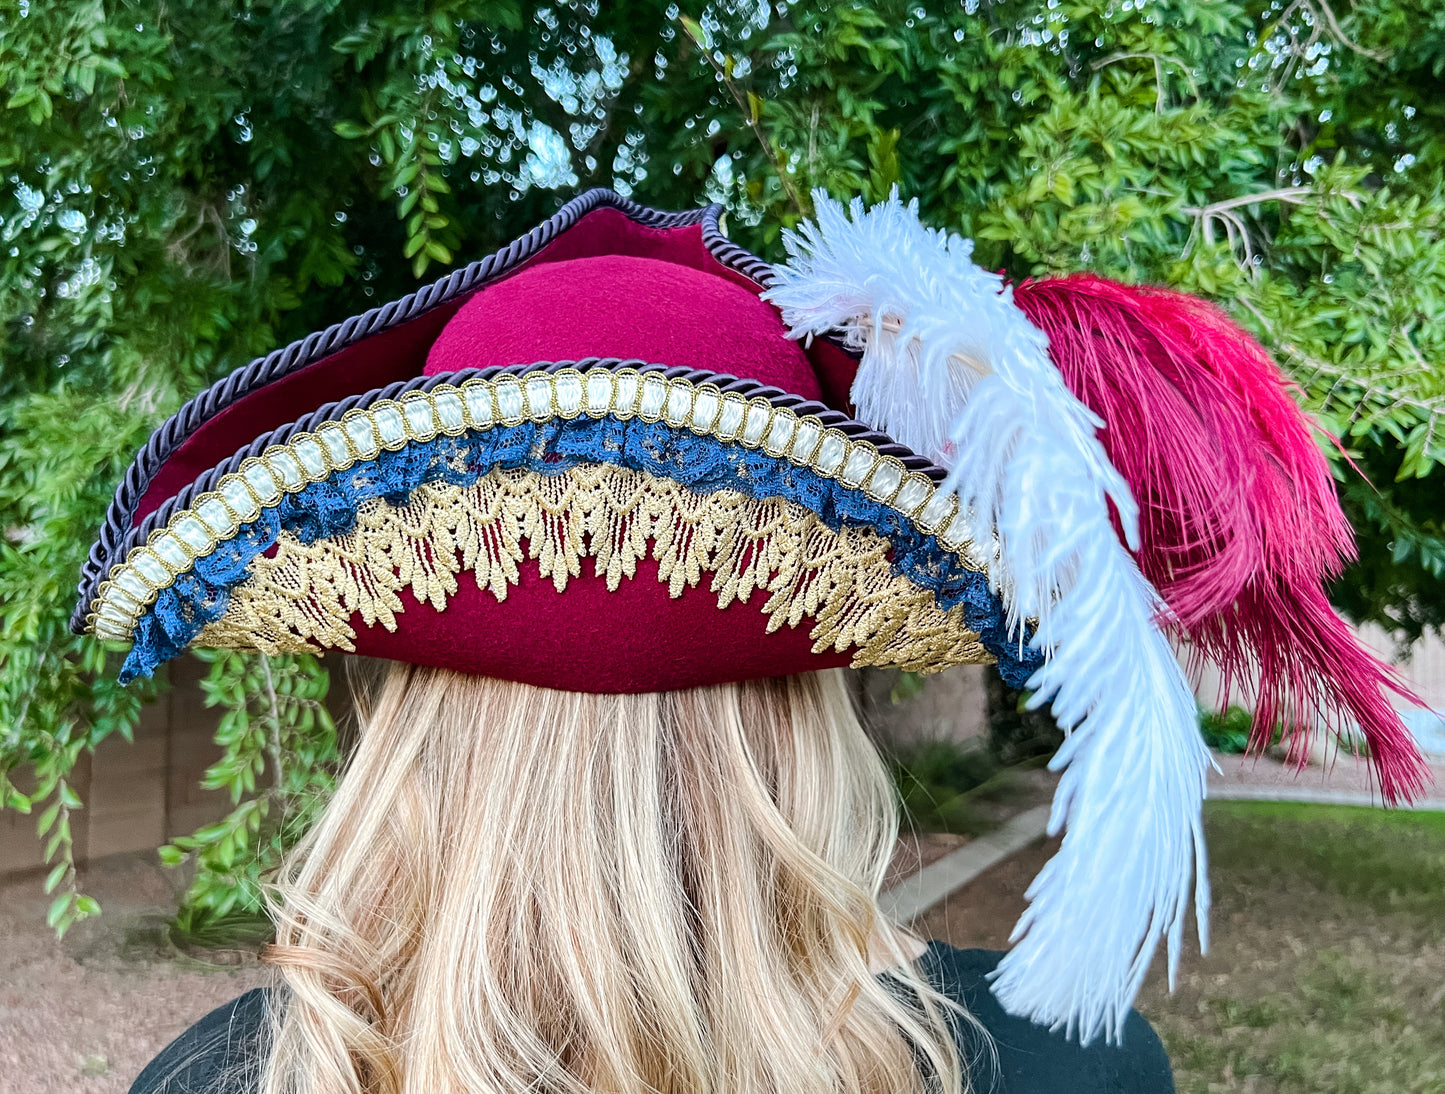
(881, 805, 1052, 923)
(885, 749, 1445, 923)
(1207, 749, 1445, 809)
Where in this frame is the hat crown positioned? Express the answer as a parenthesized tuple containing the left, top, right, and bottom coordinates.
(425, 254, 823, 400)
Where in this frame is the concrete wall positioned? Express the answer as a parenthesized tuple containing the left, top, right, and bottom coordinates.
(860, 664, 991, 747)
(0, 655, 234, 877)
(1191, 624, 1445, 754)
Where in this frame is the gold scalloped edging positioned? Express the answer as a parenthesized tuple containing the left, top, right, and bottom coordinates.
(88, 366, 986, 644)
(193, 465, 991, 673)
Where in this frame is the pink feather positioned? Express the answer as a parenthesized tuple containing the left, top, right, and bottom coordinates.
(1013, 274, 1429, 804)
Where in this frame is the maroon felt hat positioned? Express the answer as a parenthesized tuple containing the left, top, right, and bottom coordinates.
(76, 190, 1029, 693)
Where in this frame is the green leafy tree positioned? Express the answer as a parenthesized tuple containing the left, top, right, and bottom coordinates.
(3, 0, 1442, 931)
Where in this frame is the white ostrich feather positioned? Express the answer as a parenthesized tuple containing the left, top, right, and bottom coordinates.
(765, 192, 1212, 1045)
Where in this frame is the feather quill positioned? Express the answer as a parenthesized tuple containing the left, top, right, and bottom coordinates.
(1014, 275, 1429, 803)
(766, 193, 1212, 1044)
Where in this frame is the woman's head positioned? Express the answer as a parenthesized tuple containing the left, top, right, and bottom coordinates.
(261, 665, 964, 1094)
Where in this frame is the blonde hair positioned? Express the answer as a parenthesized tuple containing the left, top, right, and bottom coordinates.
(260, 664, 965, 1094)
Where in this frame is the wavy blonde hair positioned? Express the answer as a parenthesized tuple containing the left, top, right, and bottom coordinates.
(260, 664, 965, 1094)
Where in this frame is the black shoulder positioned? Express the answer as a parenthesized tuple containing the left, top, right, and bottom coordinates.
(919, 944, 1175, 1094)
(129, 988, 271, 1094)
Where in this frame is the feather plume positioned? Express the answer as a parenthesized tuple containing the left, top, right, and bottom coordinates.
(1014, 275, 1429, 804)
(766, 193, 1212, 1044)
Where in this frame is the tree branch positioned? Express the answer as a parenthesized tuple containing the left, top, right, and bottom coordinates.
(1311, 0, 1390, 61)
(677, 17, 805, 216)
(1182, 187, 1365, 274)
(1183, 187, 1316, 216)
(1090, 51, 1201, 107)
(258, 654, 284, 795)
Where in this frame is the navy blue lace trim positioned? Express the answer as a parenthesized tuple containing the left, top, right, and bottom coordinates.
(121, 418, 1043, 686)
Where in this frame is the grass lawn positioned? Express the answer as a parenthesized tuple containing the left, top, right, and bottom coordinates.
(1137, 801, 1445, 1094)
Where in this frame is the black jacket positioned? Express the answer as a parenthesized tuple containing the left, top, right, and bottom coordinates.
(130, 944, 1175, 1093)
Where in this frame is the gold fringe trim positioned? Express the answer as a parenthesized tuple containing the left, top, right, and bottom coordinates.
(197, 464, 990, 674)
(90, 366, 989, 643)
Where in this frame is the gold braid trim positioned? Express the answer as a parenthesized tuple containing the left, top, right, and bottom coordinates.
(196, 464, 990, 674)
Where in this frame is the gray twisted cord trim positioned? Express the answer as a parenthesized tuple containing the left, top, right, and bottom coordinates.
(76, 192, 720, 629)
(73, 192, 861, 633)
(700, 210, 775, 286)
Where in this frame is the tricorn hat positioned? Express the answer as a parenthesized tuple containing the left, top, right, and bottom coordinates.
(75, 190, 1030, 695)
(76, 188, 1428, 1043)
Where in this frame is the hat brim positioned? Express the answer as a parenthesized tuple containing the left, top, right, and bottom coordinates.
(76, 194, 1041, 691)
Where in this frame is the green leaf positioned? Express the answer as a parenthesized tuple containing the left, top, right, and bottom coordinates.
(44, 861, 68, 894)
(46, 893, 72, 929)
(36, 801, 60, 838)
(157, 844, 185, 866)
(678, 15, 708, 49)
